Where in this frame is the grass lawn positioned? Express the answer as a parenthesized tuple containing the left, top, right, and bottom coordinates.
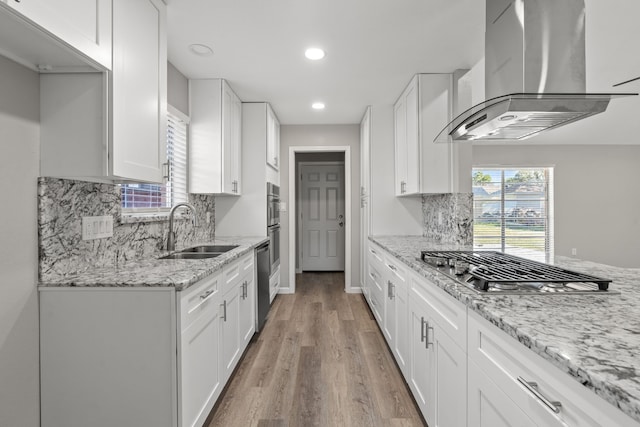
(474, 222, 546, 252)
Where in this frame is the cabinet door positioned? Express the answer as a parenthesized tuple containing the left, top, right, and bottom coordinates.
(266, 105, 279, 170)
(383, 278, 396, 348)
(238, 272, 255, 348)
(404, 79, 420, 194)
(231, 92, 242, 193)
(111, 0, 167, 183)
(220, 81, 241, 195)
(468, 360, 537, 427)
(359, 109, 371, 291)
(432, 324, 467, 427)
(409, 298, 433, 421)
(393, 95, 408, 195)
(6, 0, 112, 69)
(222, 82, 235, 194)
(394, 277, 409, 377)
(181, 300, 222, 427)
(220, 284, 240, 382)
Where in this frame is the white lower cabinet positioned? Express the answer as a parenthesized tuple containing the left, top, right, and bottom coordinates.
(468, 309, 640, 427)
(363, 242, 640, 427)
(178, 273, 222, 427)
(40, 251, 257, 427)
(408, 272, 467, 427)
(269, 265, 280, 304)
(468, 358, 536, 427)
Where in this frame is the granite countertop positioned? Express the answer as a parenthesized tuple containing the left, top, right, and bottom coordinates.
(38, 236, 268, 292)
(371, 235, 640, 424)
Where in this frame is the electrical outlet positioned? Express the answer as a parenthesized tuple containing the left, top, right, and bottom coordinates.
(206, 212, 212, 224)
(82, 215, 114, 240)
(571, 248, 577, 256)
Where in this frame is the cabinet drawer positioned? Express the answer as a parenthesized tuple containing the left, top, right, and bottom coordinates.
(367, 261, 384, 299)
(410, 271, 466, 347)
(223, 251, 252, 294)
(468, 310, 638, 427)
(367, 242, 385, 265)
(241, 251, 255, 274)
(180, 272, 221, 331)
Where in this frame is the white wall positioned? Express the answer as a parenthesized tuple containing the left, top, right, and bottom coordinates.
(369, 105, 423, 235)
(167, 62, 189, 116)
(0, 56, 40, 427)
(473, 144, 640, 268)
(279, 125, 360, 291)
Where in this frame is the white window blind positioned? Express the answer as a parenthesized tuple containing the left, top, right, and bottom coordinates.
(121, 109, 189, 211)
(166, 111, 188, 205)
(472, 167, 554, 262)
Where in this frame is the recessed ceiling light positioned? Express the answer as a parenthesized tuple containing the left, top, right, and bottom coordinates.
(305, 47, 326, 60)
(189, 43, 214, 57)
(312, 102, 325, 110)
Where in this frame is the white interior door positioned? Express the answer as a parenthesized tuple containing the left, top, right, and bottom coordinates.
(300, 163, 345, 271)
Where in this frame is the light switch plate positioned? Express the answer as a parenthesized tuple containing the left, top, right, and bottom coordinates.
(279, 201, 287, 212)
(82, 215, 114, 240)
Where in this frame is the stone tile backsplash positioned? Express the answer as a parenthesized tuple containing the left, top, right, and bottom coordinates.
(38, 177, 215, 281)
(421, 193, 473, 245)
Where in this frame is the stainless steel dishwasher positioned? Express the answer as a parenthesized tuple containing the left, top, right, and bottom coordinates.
(256, 242, 270, 332)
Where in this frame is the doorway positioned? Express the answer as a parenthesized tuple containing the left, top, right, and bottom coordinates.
(299, 161, 345, 271)
(288, 146, 353, 293)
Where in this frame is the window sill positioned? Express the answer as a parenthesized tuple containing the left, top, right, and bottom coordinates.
(120, 211, 190, 224)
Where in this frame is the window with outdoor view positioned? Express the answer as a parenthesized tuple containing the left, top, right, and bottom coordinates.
(121, 110, 189, 211)
(472, 167, 554, 262)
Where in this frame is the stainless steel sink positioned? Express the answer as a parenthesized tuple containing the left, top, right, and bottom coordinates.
(179, 245, 238, 253)
(160, 252, 221, 260)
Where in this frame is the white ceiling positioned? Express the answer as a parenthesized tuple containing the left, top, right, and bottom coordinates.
(166, 0, 485, 125)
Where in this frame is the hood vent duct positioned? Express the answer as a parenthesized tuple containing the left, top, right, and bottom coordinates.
(435, 0, 636, 143)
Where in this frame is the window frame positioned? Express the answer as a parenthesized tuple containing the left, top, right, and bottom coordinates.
(120, 105, 190, 218)
(472, 166, 554, 262)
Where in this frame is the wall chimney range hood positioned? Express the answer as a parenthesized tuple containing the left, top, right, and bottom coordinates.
(435, 0, 637, 143)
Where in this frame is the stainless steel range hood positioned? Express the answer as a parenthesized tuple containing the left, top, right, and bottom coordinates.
(435, 0, 637, 143)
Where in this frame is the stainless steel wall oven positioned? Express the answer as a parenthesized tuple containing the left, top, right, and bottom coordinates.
(267, 183, 280, 275)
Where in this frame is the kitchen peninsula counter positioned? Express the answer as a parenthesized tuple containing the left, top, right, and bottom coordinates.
(38, 236, 268, 291)
(371, 235, 640, 424)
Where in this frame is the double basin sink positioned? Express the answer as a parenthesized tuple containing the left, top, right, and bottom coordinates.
(160, 245, 239, 260)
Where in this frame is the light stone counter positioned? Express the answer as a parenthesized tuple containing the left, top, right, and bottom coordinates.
(371, 235, 640, 424)
(38, 236, 268, 292)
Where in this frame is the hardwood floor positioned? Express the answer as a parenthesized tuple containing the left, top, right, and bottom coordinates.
(205, 272, 426, 427)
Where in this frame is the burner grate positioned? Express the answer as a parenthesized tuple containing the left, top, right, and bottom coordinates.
(420, 251, 611, 291)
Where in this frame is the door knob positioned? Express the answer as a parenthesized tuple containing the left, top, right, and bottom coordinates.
(339, 222, 344, 227)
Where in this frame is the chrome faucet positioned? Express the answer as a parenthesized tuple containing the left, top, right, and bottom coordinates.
(166, 202, 199, 252)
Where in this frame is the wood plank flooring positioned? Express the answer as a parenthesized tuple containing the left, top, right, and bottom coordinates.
(205, 272, 426, 427)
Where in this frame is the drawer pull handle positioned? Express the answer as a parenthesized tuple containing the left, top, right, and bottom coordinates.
(221, 300, 227, 322)
(517, 377, 562, 414)
(420, 317, 426, 343)
(388, 264, 397, 271)
(200, 290, 215, 301)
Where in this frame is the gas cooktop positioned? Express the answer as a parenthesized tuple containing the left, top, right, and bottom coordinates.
(420, 250, 615, 295)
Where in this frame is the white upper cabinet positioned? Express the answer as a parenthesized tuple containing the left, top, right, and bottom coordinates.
(394, 74, 470, 195)
(190, 79, 242, 195)
(111, 0, 167, 183)
(266, 103, 280, 170)
(3, 0, 112, 69)
(39, 0, 167, 183)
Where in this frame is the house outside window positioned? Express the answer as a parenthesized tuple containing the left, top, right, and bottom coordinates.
(472, 167, 554, 262)
(121, 108, 189, 212)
